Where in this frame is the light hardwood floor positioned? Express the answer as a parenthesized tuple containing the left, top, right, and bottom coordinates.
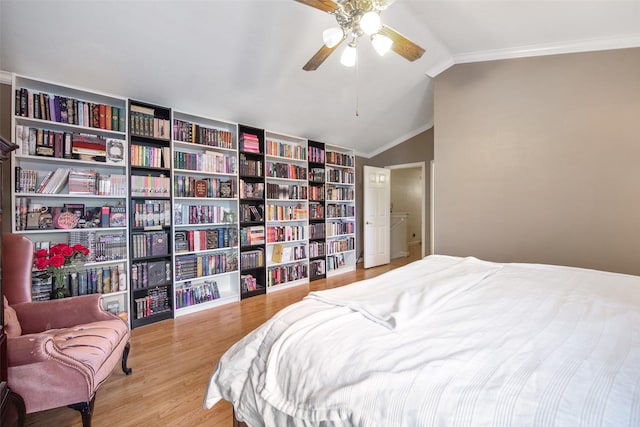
(25, 245, 422, 426)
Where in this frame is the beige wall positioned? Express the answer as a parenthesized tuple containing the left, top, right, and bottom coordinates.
(357, 128, 434, 261)
(434, 48, 640, 275)
(390, 167, 422, 246)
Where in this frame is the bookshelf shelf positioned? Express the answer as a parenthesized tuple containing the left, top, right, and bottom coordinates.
(128, 100, 173, 327)
(307, 141, 327, 281)
(325, 144, 356, 278)
(264, 131, 309, 292)
(172, 111, 240, 312)
(11, 74, 131, 319)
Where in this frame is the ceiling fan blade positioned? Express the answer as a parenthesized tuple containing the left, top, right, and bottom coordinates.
(303, 40, 343, 71)
(378, 24, 426, 62)
(293, 0, 340, 13)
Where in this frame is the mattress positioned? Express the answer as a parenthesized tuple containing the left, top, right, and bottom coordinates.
(204, 255, 640, 426)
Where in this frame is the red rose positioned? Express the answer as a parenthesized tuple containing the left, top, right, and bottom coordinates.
(61, 246, 74, 257)
(73, 244, 90, 256)
(48, 254, 66, 268)
(34, 257, 49, 270)
(34, 249, 49, 259)
(49, 244, 62, 256)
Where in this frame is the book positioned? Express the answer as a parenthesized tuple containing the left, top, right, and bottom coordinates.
(105, 138, 125, 165)
(271, 244, 284, 263)
(109, 206, 126, 227)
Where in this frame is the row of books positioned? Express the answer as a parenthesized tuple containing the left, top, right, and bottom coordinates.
(240, 132, 260, 153)
(327, 237, 356, 255)
(130, 104, 170, 140)
(174, 175, 235, 198)
(241, 225, 265, 246)
(327, 220, 355, 237)
(266, 183, 308, 200)
(310, 259, 326, 278)
(326, 203, 355, 218)
(309, 202, 325, 220)
(265, 139, 307, 161)
(326, 186, 355, 200)
(309, 241, 326, 258)
(174, 203, 233, 226)
(241, 274, 260, 293)
(174, 227, 238, 253)
(173, 119, 234, 149)
(173, 150, 237, 174)
(131, 200, 171, 229)
(133, 288, 171, 319)
(14, 125, 126, 165)
(265, 203, 308, 222)
(130, 144, 170, 168)
(309, 167, 325, 183)
(81, 232, 128, 262)
(308, 185, 324, 201)
(309, 146, 325, 164)
(309, 222, 326, 239)
(239, 154, 263, 177)
(266, 161, 307, 180)
(130, 175, 170, 197)
(28, 167, 69, 194)
(239, 203, 264, 223)
(131, 260, 171, 290)
(267, 262, 308, 287)
(53, 264, 127, 297)
(327, 253, 347, 271)
(175, 280, 221, 309)
(174, 251, 238, 281)
(326, 151, 354, 167)
(14, 88, 126, 132)
(270, 244, 307, 264)
(267, 225, 305, 243)
(239, 180, 264, 199)
(327, 169, 355, 184)
(131, 231, 169, 259)
(240, 249, 264, 270)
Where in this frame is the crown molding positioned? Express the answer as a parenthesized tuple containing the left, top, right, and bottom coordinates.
(425, 57, 455, 79)
(0, 70, 13, 85)
(358, 121, 434, 159)
(453, 34, 640, 65)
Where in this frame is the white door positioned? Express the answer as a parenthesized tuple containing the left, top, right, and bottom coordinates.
(364, 166, 390, 268)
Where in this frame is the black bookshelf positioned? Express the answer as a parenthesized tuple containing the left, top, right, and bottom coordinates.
(307, 140, 326, 281)
(238, 124, 266, 299)
(128, 100, 174, 327)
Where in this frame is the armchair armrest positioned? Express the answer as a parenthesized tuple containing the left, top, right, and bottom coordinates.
(7, 333, 52, 367)
(12, 295, 119, 334)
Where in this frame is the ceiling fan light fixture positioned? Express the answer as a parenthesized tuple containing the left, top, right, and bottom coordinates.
(371, 33, 392, 56)
(340, 43, 357, 67)
(359, 11, 381, 35)
(323, 27, 344, 48)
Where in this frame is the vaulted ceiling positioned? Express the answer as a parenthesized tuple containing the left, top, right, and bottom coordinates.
(1, 1, 639, 157)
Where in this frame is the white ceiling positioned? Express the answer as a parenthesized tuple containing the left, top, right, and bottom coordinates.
(1, 1, 639, 157)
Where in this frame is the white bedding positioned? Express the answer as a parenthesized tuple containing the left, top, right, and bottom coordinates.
(204, 255, 640, 426)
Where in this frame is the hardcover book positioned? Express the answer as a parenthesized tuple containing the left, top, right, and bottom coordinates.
(109, 206, 126, 227)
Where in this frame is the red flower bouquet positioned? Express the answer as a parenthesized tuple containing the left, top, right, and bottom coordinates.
(34, 243, 90, 298)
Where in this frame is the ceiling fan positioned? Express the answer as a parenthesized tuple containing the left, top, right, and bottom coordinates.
(295, 0, 426, 71)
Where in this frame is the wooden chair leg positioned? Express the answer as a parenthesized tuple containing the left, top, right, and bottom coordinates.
(122, 341, 132, 375)
(68, 394, 95, 427)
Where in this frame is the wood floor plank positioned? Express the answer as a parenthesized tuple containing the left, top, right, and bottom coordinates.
(24, 247, 422, 426)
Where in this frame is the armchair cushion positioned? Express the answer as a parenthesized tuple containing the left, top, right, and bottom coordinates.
(3, 296, 22, 337)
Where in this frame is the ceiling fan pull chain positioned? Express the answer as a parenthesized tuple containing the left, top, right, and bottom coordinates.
(355, 49, 360, 117)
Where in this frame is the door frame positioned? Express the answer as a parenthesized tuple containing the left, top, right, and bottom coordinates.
(385, 161, 427, 259)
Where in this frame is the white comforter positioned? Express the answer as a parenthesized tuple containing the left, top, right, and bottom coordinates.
(204, 256, 640, 426)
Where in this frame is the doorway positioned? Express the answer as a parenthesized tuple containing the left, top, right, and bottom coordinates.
(386, 162, 426, 260)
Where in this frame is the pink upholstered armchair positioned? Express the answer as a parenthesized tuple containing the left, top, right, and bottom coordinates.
(2, 233, 132, 426)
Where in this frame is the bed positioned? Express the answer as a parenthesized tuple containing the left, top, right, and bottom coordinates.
(204, 255, 640, 426)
